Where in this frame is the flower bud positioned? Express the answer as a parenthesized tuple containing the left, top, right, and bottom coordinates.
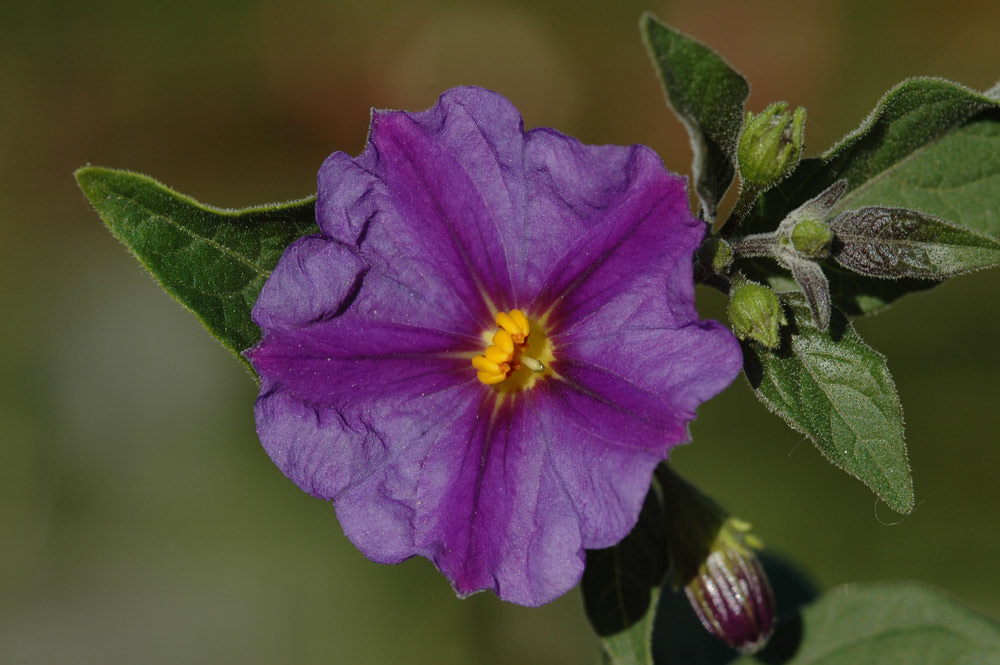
(695, 236, 734, 275)
(656, 466, 775, 656)
(790, 217, 833, 260)
(738, 102, 806, 189)
(728, 282, 786, 349)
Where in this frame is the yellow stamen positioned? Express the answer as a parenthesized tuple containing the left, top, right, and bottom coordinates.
(492, 330, 515, 354)
(472, 356, 502, 374)
(471, 308, 555, 390)
(509, 309, 530, 335)
(495, 311, 521, 336)
(484, 346, 510, 364)
(477, 371, 506, 385)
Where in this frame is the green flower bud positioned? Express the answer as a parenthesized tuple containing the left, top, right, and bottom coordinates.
(738, 102, 806, 188)
(728, 282, 787, 349)
(790, 217, 833, 259)
(696, 236, 734, 274)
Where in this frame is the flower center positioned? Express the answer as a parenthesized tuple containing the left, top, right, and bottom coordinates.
(472, 309, 553, 391)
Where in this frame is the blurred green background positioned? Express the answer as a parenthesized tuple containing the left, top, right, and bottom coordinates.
(3, 0, 999, 663)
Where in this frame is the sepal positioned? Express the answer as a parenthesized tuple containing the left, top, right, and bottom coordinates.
(786, 258, 831, 332)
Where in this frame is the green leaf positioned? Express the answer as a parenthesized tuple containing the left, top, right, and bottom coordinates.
(830, 206, 1000, 279)
(735, 582, 1000, 664)
(641, 13, 749, 223)
(741, 293, 912, 513)
(582, 479, 669, 665)
(834, 111, 1000, 236)
(744, 78, 1000, 314)
(75, 166, 318, 373)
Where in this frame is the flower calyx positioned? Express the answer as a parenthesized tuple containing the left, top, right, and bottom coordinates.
(694, 235, 735, 288)
(726, 102, 807, 229)
(789, 217, 834, 260)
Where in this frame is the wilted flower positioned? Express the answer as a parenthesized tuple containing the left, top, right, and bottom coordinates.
(659, 466, 775, 654)
(246, 87, 742, 606)
(685, 519, 775, 654)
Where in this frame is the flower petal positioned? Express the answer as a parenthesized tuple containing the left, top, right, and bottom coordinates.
(251, 235, 367, 333)
(315, 88, 529, 333)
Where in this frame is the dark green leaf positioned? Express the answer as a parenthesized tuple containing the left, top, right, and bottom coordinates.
(736, 583, 1000, 664)
(641, 13, 749, 223)
(75, 166, 318, 372)
(741, 293, 912, 513)
(830, 207, 1000, 279)
(744, 78, 1000, 314)
(583, 480, 669, 665)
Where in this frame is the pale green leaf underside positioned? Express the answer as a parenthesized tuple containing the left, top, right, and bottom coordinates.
(836, 114, 1000, 236)
(736, 583, 1000, 664)
(742, 293, 912, 513)
(75, 166, 318, 372)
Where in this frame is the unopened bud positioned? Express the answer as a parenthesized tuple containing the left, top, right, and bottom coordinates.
(696, 236, 734, 275)
(738, 102, 806, 189)
(728, 282, 787, 349)
(790, 217, 833, 260)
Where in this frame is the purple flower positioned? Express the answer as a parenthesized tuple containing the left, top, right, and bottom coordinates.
(246, 87, 742, 606)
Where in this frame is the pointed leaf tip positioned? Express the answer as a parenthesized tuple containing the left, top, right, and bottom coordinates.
(743, 293, 913, 513)
(641, 14, 749, 223)
(75, 166, 319, 373)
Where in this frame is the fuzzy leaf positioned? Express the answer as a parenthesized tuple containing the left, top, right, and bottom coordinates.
(744, 78, 1000, 314)
(741, 293, 912, 513)
(830, 206, 1000, 279)
(641, 13, 749, 223)
(75, 166, 318, 372)
(735, 583, 1000, 665)
(582, 480, 669, 665)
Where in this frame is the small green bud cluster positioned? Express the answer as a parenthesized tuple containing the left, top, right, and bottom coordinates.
(738, 102, 806, 189)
